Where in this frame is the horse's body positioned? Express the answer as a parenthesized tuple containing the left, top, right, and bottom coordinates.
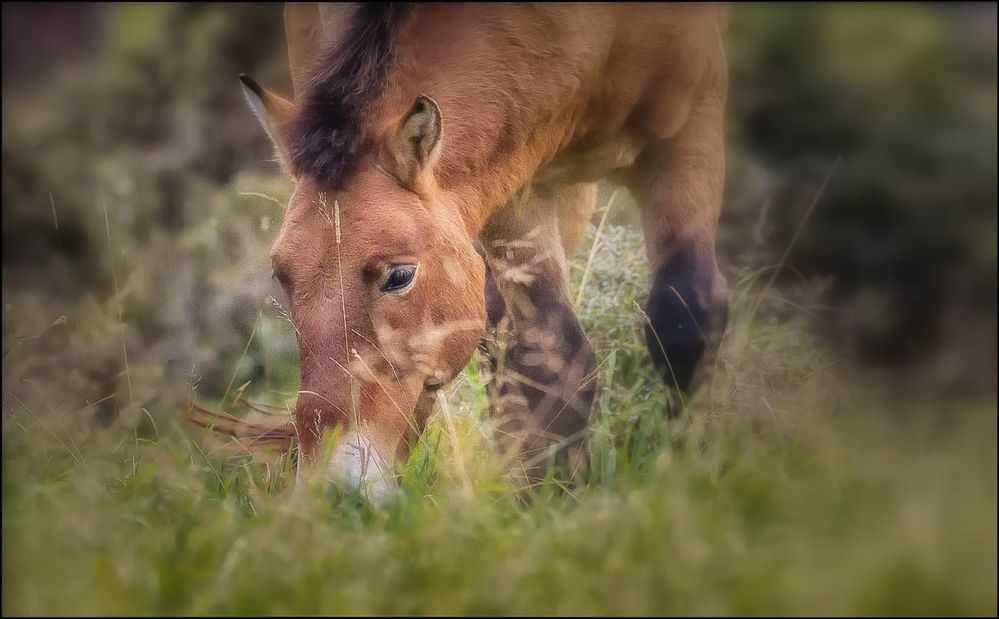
(241, 3, 728, 499)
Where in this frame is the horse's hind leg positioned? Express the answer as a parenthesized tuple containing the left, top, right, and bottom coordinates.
(627, 97, 728, 408)
(480, 183, 599, 481)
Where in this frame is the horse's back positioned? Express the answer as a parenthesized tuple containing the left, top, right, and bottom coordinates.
(506, 3, 727, 189)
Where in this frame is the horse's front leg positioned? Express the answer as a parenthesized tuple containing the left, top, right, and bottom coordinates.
(480, 185, 599, 482)
(627, 95, 729, 409)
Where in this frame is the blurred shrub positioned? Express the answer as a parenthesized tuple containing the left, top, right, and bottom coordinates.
(723, 4, 996, 389)
(2, 4, 297, 424)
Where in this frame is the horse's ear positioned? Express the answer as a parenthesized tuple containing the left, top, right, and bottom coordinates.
(392, 95, 442, 185)
(240, 73, 296, 173)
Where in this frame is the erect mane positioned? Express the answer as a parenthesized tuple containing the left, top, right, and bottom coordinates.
(289, 3, 414, 186)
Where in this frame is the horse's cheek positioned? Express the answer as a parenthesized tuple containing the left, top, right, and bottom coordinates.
(442, 299, 487, 377)
(369, 305, 413, 372)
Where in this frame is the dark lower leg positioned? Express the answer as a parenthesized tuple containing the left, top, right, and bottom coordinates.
(480, 215, 598, 479)
(644, 240, 727, 395)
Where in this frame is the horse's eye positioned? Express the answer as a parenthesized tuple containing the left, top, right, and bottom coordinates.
(382, 264, 417, 293)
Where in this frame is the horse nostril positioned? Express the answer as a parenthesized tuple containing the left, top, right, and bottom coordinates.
(272, 264, 292, 290)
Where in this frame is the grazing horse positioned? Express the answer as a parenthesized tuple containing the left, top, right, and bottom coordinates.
(239, 3, 728, 501)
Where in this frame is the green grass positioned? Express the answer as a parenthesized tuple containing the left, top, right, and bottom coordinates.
(2, 222, 996, 615)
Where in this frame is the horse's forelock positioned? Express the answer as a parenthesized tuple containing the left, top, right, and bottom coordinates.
(289, 3, 415, 186)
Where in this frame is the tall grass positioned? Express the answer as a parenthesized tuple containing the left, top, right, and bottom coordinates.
(2, 219, 996, 615)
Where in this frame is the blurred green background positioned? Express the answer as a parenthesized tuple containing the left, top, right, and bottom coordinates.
(3, 3, 995, 421)
(1, 4, 995, 615)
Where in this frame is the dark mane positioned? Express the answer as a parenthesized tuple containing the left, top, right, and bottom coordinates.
(289, 3, 414, 185)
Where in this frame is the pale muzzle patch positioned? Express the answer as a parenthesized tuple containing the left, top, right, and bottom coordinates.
(326, 430, 398, 504)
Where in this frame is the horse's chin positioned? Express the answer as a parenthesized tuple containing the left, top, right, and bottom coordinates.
(326, 430, 399, 504)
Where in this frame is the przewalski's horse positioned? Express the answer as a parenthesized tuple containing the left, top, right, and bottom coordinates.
(239, 3, 728, 501)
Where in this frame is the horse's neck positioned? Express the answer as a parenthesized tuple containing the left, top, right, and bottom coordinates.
(391, 5, 610, 233)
